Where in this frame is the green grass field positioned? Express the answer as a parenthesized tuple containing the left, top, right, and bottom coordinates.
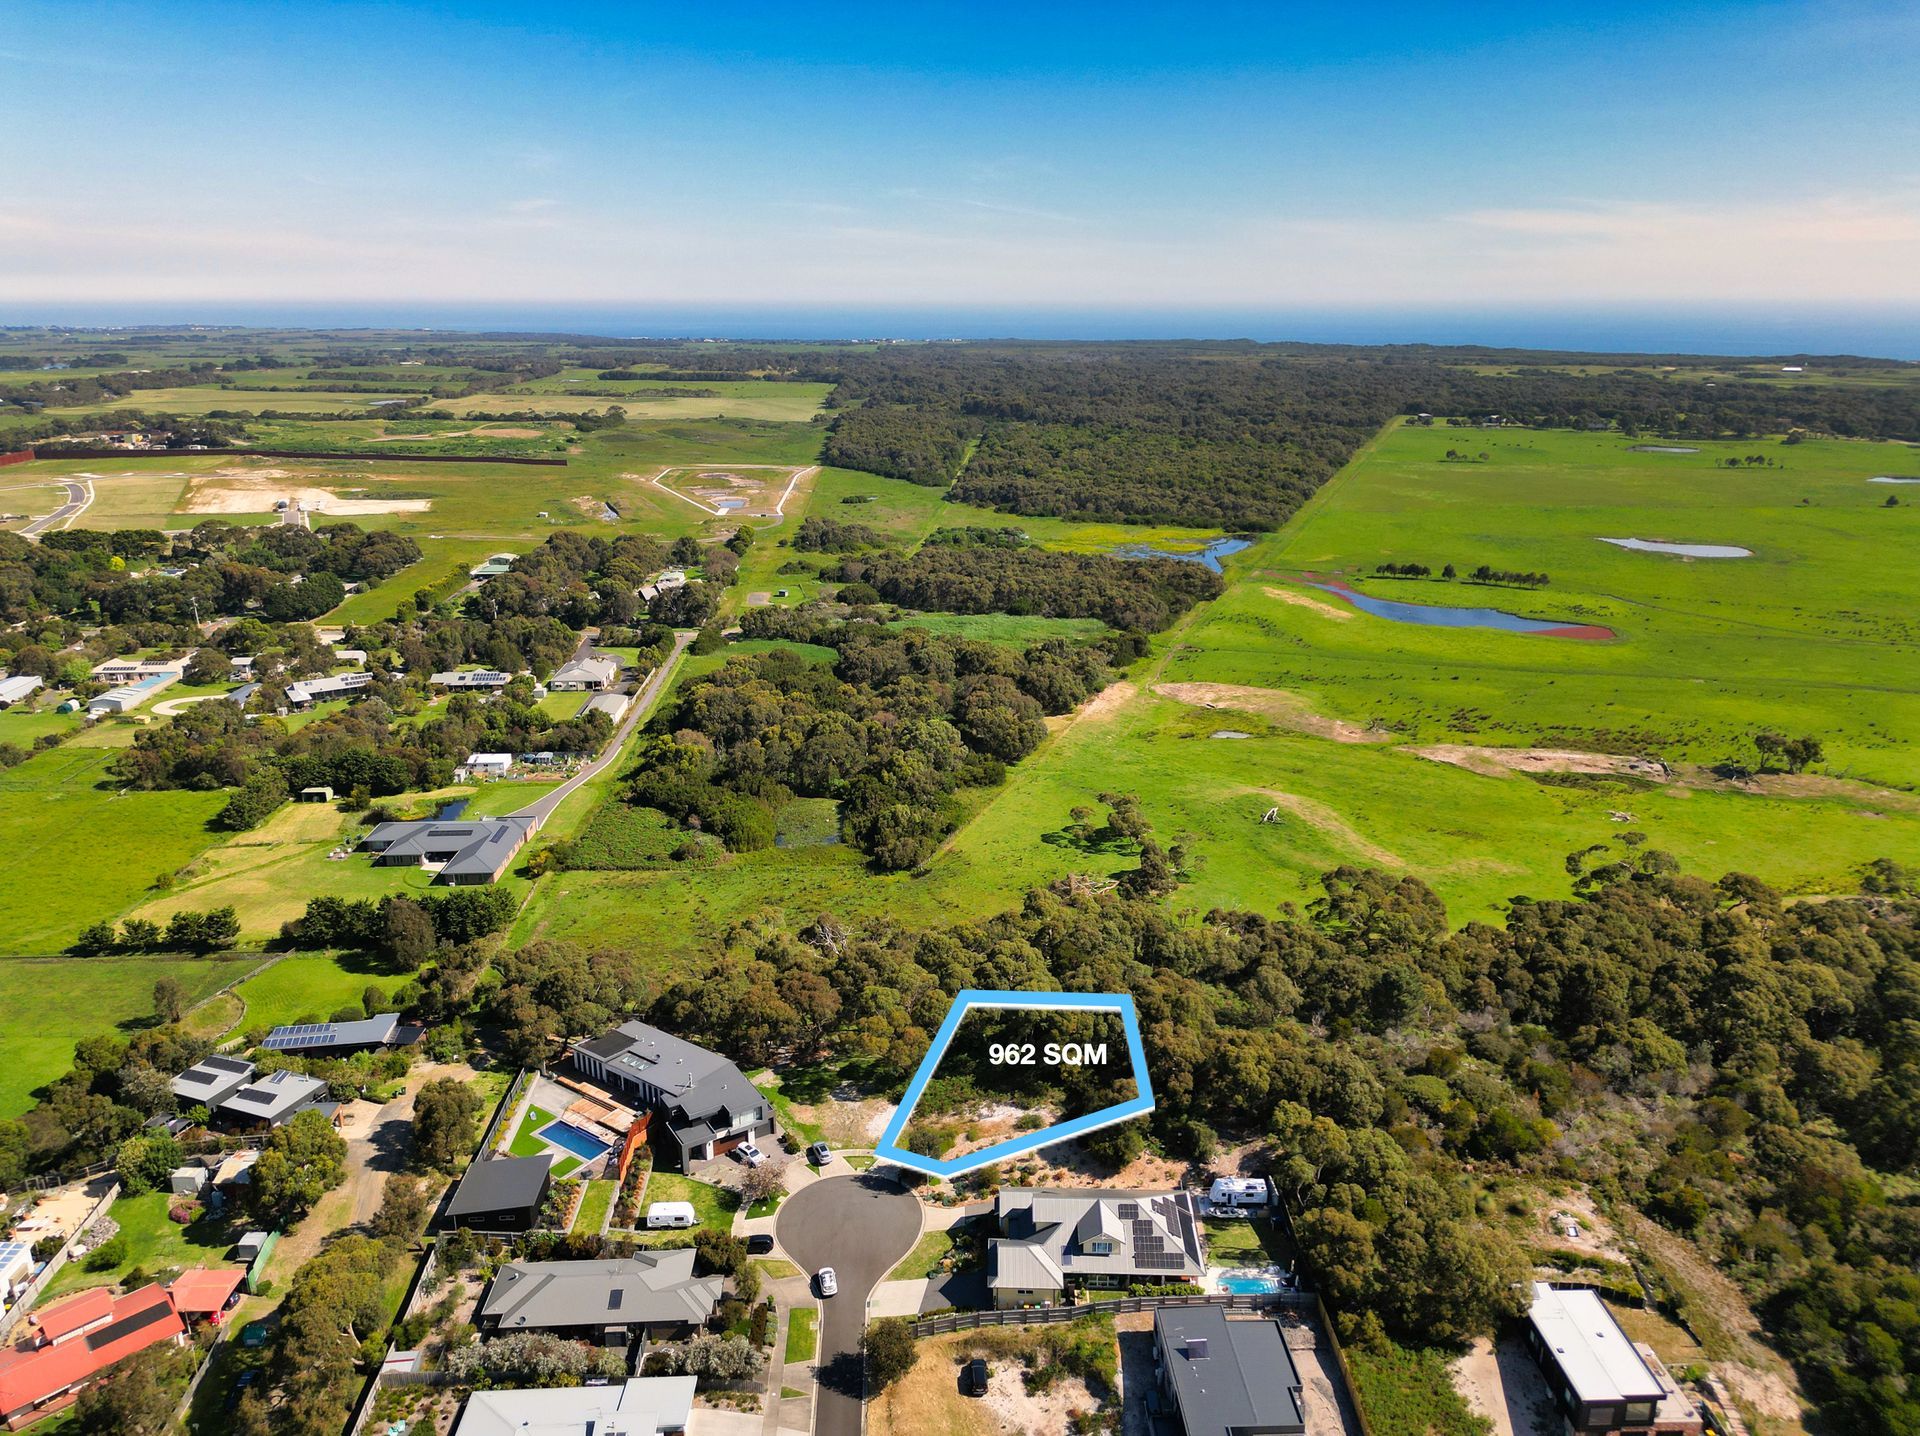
(785, 1305, 818, 1363)
(572, 1178, 617, 1234)
(230, 953, 395, 1034)
(0, 956, 255, 1116)
(0, 745, 230, 953)
(640, 1172, 738, 1233)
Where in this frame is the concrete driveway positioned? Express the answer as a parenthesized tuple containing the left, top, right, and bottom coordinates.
(775, 1173, 921, 1436)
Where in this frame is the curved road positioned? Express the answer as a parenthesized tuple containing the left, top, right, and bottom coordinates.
(20, 478, 92, 538)
(508, 628, 694, 828)
(777, 1174, 922, 1436)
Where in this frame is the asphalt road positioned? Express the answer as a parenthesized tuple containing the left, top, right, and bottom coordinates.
(20, 479, 90, 537)
(508, 628, 694, 828)
(777, 1174, 922, 1436)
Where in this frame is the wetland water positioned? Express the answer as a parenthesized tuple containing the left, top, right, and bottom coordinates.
(1628, 445, 1700, 454)
(1306, 578, 1616, 640)
(1110, 535, 1252, 572)
(1869, 476, 1920, 484)
(1599, 537, 1752, 558)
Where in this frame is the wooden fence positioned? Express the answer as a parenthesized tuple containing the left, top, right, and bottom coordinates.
(910, 1288, 1311, 1337)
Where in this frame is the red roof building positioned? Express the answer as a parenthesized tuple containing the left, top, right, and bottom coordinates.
(167, 1268, 245, 1322)
(0, 1284, 186, 1429)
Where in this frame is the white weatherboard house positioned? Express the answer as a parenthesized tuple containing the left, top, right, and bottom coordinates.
(460, 752, 514, 779)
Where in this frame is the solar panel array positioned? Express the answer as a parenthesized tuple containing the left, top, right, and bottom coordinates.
(266, 1022, 337, 1051)
(1132, 1216, 1189, 1270)
(86, 1301, 174, 1350)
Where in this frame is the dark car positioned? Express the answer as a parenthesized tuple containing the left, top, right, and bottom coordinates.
(964, 1358, 990, 1396)
(807, 1141, 832, 1165)
(746, 1233, 775, 1255)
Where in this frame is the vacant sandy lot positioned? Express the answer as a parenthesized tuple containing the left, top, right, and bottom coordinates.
(1411, 744, 1670, 780)
(183, 468, 431, 515)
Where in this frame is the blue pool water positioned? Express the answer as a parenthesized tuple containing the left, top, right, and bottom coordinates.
(1220, 1275, 1280, 1295)
(538, 1121, 612, 1161)
(1111, 535, 1253, 573)
(1308, 581, 1613, 639)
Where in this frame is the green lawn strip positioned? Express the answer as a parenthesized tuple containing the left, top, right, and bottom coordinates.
(754, 1258, 801, 1280)
(844, 1155, 876, 1171)
(572, 1179, 617, 1234)
(886, 1228, 958, 1282)
(508, 1106, 561, 1157)
(232, 953, 399, 1033)
(745, 1195, 782, 1219)
(42, 1191, 247, 1302)
(784, 1306, 819, 1364)
(1345, 1340, 1491, 1436)
(641, 1173, 739, 1232)
(1201, 1218, 1289, 1266)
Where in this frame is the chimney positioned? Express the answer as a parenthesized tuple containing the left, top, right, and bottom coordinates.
(1187, 1337, 1209, 1359)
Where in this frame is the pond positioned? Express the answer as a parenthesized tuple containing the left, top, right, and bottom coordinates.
(1869, 475, 1920, 484)
(1110, 535, 1253, 573)
(1599, 537, 1752, 558)
(1307, 578, 1615, 639)
(1628, 445, 1700, 454)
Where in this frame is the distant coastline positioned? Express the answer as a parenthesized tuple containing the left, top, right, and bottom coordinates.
(4, 304, 1918, 360)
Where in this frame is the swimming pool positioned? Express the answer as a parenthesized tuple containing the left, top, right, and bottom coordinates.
(538, 1120, 612, 1162)
(1219, 1274, 1280, 1295)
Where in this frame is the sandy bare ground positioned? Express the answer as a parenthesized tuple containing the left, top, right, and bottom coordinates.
(1155, 682, 1390, 744)
(1263, 584, 1354, 620)
(1534, 1187, 1632, 1264)
(1254, 788, 1405, 867)
(1412, 745, 1671, 780)
(1618, 1209, 1807, 1429)
(1453, 1334, 1558, 1436)
(1076, 679, 1137, 725)
(183, 470, 431, 515)
(645, 463, 813, 519)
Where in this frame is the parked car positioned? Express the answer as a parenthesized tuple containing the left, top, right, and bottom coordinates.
(735, 1141, 767, 1167)
(747, 1233, 775, 1255)
(964, 1359, 989, 1396)
(807, 1141, 832, 1165)
(816, 1266, 838, 1297)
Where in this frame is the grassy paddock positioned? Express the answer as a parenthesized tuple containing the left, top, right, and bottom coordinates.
(0, 956, 255, 1117)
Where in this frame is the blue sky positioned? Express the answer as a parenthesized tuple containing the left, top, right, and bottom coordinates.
(3, 1, 1917, 313)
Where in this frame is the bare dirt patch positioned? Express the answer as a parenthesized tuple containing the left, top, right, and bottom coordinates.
(1074, 680, 1137, 726)
(1263, 584, 1354, 620)
(467, 425, 544, 438)
(1155, 682, 1390, 744)
(651, 463, 807, 519)
(871, 1329, 1113, 1436)
(1412, 744, 1672, 781)
(568, 494, 616, 521)
(1453, 1334, 1558, 1436)
(183, 468, 431, 515)
(1533, 1188, 1631, 1264)
(1254, 788, 1405, 868)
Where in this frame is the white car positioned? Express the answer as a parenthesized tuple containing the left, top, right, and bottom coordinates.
(816, 1266, 838, 1297)
(735, 1142, 766, 1167)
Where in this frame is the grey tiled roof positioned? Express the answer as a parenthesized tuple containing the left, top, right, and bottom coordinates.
(480, 1251, 721, 1330)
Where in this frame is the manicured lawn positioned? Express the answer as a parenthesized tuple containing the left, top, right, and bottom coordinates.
(42, 1191, 248, 1301)
(784, 1305, 818, 1364)
(508, 1106, 561, 1158)
(887, 1228, 961, 1282)
(0, 955, 255, 1117)
(0, 744, 229, 953)
(572, 1179, 617, 1234)
(754, 1258, 801, 1280)
(1201, 1218, 1290, 1267)
(642, 1173, 738, 1233)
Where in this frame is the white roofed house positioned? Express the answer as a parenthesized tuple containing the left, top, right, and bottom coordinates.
(1524, 1283, 1703, 1436)
(457, 752, 515, 780)
(0, 675, 44, 708)
(431, 669, 514, 692)
(284, 671, 372, 707)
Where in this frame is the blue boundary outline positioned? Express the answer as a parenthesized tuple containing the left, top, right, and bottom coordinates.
(873, 989, 1154, 1179)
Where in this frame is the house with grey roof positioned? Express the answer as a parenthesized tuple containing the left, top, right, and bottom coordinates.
(361, 816, 532, 885)
(444, 1156, 552, 1235)
(453, 1376, 694, 1436)
(549, 655, 620, 691)
(1154, 1305, 1306, 1436)
(477, 1250, 720, 1352)
(988, 1189, 1205, 1307)
(570, 1021, 773, 1171)
(170, 1056, 256, 1111)
(212, 1070, 327, 1132)
(584, 690, 631, 723)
